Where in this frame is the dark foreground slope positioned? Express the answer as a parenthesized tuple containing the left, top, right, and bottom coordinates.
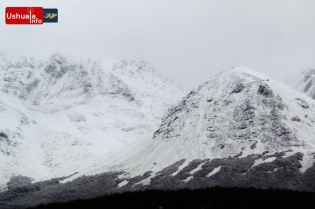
(30, 187, 315, 209)
(1, 152, 315, 208)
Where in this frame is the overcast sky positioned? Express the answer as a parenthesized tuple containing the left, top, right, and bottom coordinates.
(1, 0, 315, 92)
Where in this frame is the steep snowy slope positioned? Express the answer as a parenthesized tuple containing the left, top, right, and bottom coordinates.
(110, 60, 184, 120)
(69, 66, 315, 179)
(0, 52, 184, 191)
(284, 69, 315, 99)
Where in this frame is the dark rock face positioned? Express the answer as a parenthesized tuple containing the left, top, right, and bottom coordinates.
(0, 151, 314, 209)
(295, 97, 309, 109)
(291, 116, 301, 122)
(258, 84, 273, 96)
(304, 79, 313, 92)
(106, 75, 135, 101)
(44, 53, 68, 78)
(230, 83, 245, 94)
(0, 132, 8, 139)
(0, 131, 16, 156)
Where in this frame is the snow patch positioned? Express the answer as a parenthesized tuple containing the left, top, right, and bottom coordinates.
(189, 161, 207, 174)
(118, 180, 129, 187)
(299, 154, 315, 173)
(183, 176, 193, 183)
(117, 173, 130, 180)
(207, 166, 221, 177)
(283, 151, 296, 158)
(134, 172, 156, 186)
(250, 156, 277, 170)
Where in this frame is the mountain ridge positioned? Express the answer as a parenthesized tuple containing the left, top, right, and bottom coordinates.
(0, 52, 184, 191)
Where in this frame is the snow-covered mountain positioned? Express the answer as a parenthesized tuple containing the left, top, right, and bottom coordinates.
(0, 52, 184, 191)
(68, 67, 315, 178)
(284, 69, 315, 99)
(2, 66, 315, 208)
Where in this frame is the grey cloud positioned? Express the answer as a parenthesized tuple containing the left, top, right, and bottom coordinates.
(1, 0, 315, 91)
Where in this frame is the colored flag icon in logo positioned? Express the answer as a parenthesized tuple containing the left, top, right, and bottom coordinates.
(44, 8, 58, 23)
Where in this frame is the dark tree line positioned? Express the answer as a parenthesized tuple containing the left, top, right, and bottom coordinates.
(30, 186, 315, 209)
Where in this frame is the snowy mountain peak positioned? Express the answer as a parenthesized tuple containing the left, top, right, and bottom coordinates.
(44, 53, 68, 75)
(88, 67, 315, 178)
(48, 53, 68, 65)
(154, 68, 293, 151)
